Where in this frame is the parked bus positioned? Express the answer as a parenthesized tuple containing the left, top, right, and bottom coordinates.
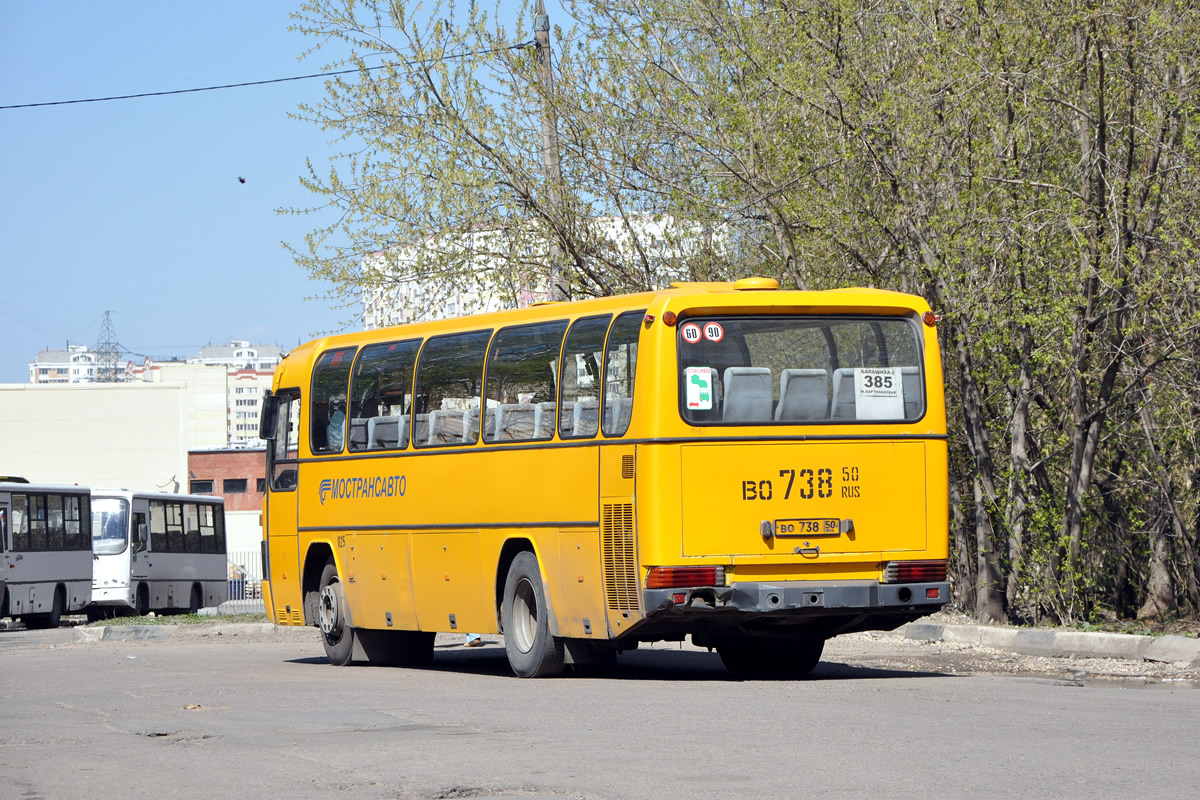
(1, 481, 93, 628)
(89, 490, 228, 617)
(258, 278, 950, 677)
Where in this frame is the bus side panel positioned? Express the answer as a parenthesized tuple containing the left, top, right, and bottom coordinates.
(266, 534, 302, 625)
(347, 531, 419, 631)
(599, 444, 644, 637)
(409, 531, 490, 634)
(924, 439, 951, 561)
(556, 529, 607, 639)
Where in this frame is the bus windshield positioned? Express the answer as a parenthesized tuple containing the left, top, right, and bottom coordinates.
(91, 497, 130, 555)
(678, 315, 924, 425)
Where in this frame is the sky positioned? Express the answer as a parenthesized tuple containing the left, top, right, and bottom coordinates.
(0, 1, 550, 384)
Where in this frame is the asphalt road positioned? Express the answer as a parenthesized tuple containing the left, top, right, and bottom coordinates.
(2, 625, 1197, 800)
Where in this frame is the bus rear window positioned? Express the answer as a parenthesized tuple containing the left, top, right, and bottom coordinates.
(678, 315, 924, 425)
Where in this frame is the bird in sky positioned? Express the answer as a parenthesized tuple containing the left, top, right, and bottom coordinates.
(238, 176, 246, 184)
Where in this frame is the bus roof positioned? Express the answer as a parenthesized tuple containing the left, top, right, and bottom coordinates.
(90, 488, 225, 505)
(275, 279, 932, 386)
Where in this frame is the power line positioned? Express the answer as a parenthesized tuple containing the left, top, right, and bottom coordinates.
(0, 41, 534, 111)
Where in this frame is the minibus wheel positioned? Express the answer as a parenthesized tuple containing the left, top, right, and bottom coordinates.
(319, 561, 355, 666)
(188, 585, 202, 615)
(501, 551, 565, 678)
(24, 587, 63, 629)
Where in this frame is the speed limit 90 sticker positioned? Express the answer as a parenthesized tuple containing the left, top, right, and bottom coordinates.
(681, 321, 725, 344)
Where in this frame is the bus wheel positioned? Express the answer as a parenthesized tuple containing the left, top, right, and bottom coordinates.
(501, 551, 565, 678)
(25, 589, 63, 630)
(188, 585, 202, 615)
(135, 585, 150, 616)
(319, 561, 355, 666)
(717, 636, 824, 679)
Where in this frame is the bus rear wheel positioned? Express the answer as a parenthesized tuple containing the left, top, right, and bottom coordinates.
(188, 585, 202, 615)
(319, 561, 355, 666)
(501, 551, 565, 678)
(25, 587, 63, 630)
(717, 636, 825, 680)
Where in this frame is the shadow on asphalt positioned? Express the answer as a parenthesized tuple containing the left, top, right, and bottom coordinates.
(286, 643, 953, 682)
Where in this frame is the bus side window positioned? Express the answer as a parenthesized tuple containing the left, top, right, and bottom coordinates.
(270, 392, 301, 492)
(311, 348, 356, 454)
(349, 339, 420, 451)
(559, 315, 611, 439)
(602, 311, 644, 437)
(484, 320, 568, 443)
(149, 501, 168, 552)
(133, 513, 148, 553)
(412, 330, 492, 448)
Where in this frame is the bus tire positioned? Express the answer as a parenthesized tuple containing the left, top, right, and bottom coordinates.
(135, 584, 150, 616)
(717, 636, 824, 679)
(501, 551, 565, 678)
(318, 561, 355, 666)
(188, 585, 202, 615)
(25, 588, 63, 630)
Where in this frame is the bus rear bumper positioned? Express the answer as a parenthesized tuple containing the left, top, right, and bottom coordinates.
(638, 579, 949, 640)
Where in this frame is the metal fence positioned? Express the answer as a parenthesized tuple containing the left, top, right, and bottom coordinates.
(223, 550, 265, 614)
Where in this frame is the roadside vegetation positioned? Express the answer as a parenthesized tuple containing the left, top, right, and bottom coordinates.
(287, 0, 1200, 628)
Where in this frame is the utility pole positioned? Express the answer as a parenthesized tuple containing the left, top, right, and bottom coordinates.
(533, 0, 569, 302)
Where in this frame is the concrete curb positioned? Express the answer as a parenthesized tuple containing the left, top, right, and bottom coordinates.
(72, 622, 311, 644)
(898, 622, 1200, 667)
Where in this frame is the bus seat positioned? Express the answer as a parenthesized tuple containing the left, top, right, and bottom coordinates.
(722, 367, 772, 421)
(411, 413, 430, 446)
(464, 408, 481, 443)
(572, 397, 600, 437)
(775, 369, 829, 421)
(427, 409, 466, 445)
(831, 368, 856, 419)
(605, 396, 633, 433)
(533, 401, 556, 438)
(558, 401, 574, 437)
(494, 404, 537, 441)
(368, 416, 407, 449)
(901, 366, 922, 418)
(349, 418, 369, 450)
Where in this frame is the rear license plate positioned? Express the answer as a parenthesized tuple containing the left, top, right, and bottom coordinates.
(774, 518, 840, 537)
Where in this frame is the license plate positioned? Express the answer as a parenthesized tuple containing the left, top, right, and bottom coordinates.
(774, 518, 840, 537)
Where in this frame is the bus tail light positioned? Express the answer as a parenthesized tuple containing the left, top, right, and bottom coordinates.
(883, 560, 947, 583)
(646, 566, 726, 589)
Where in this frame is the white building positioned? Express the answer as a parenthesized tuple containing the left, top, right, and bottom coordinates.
(361, 217, 701, 330)
(28, 344, 98, 384)
(28, 340, 282, 449)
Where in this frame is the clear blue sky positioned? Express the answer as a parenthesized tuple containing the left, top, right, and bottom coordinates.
(0, 2, 552, 384)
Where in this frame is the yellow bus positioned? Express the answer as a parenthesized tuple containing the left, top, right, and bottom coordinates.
(258, 277, 949, 678)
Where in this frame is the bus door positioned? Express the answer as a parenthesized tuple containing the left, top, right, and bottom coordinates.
(1, 500, 8, 608)
(263, 389, 302, 624)
(130, 500, 149, 585)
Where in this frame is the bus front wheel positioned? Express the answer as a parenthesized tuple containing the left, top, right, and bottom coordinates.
(501, 551, 565, 678)
(135, 584, 150, 616)
(319, 562, 355, 666)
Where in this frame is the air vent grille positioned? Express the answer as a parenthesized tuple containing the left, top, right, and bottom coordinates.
(601, 503, 639, 612)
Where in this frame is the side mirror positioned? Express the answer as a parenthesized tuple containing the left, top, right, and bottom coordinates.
(259, 391, 278, 441)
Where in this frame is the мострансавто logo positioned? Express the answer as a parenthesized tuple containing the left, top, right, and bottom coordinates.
(319, 475, 406, 505)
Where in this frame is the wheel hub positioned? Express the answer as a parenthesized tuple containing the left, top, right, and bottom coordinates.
(319, 583, 343, 638)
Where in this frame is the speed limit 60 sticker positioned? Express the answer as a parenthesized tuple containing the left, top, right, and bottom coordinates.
(680, 321, 725, 344)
